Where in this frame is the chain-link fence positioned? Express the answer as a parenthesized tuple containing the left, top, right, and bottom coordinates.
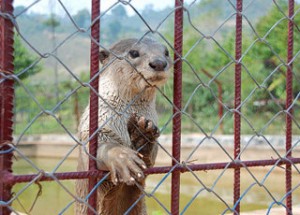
(1, 0, 300, 214)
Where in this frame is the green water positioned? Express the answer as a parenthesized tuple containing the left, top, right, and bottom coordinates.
(11, 157, 298, 214)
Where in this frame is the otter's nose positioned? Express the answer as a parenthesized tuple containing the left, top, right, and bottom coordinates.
(149, 60, 167, 71)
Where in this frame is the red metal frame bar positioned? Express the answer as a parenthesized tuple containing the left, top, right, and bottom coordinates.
(285, 0, 294, 214)
(172, 0, 184, 214)
(6, 157, 300, 184)
(234, 0, 243, 214)
(0, 0, 14, 214)
(87, 0, 100, 214)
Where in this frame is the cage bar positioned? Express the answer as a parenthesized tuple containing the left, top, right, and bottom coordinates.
(234, 0, 243, 214)
(0, 0, 14, 214)
(171, 0, 184, 214)
(6, 157, 300, 184)
(87, 0, 101, 213)
(285, 0, 294, 214)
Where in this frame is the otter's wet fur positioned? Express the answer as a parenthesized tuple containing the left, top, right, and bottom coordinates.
(75, 38, 171, 215)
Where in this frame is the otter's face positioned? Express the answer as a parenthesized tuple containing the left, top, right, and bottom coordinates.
(100, 38, 172, 93)
(125, 39, 172, 87)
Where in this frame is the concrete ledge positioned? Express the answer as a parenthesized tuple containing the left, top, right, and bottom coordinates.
(13, 134, 79, 158)
(241, 205, 300, 215)
(161, 134, 300, 149)
(12, 134, 300, 158)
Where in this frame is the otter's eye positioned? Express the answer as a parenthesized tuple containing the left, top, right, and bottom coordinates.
(165, 49, 169, 57)
(129, 50, 140, 58)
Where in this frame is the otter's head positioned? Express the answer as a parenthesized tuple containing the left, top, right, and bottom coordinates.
(99, 38, 171, 99)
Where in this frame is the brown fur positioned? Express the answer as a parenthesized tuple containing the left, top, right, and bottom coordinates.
(75, 38, 171, 214)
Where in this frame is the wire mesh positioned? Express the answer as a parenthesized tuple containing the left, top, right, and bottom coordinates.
(0, 0, 300, 214)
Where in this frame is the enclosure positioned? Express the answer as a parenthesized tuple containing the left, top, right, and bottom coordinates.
(1, 0, 300, 214)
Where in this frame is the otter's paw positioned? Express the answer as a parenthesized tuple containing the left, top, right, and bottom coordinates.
(105, 146, 146, 186)
(127, 113, 160, 150)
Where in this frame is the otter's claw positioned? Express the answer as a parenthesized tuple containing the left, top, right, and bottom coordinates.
(100, 145, 146, 186)
(128, 113, 160, 145)
(127, 113, 160, 167)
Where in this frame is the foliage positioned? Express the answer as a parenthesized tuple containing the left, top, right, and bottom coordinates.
(156, 0, 300, 135)
(252, 1, 300, 100)
(13, 1, 300, 135)
(43, 13, 60, 28)
(73, 9, 91, 29)
(14, 73, 89, 134)
(14, 36, 42, 80)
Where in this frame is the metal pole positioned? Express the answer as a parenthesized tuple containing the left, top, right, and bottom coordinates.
(171, 0, 183, 214)
(88, 0, 100, 214)
(0, 0, 15, 214)
(285, 0, 294, 214)
(234, 0, 243, 214)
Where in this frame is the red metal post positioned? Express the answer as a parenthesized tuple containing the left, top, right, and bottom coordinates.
(285, 0, 294, 214)
(234, 0, 243, 214)
(0, 0, 14, 214)
(88, 0, 100, 214)
(172, 0, 184, 214)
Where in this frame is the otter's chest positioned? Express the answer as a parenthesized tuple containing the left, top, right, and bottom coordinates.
(99, 98, 157, 146)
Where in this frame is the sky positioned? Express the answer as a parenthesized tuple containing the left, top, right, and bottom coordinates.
(14, 0, 194, 16)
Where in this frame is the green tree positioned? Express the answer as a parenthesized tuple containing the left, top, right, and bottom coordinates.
(105, 5, 128, 42)
(43, 15, 60, 28)
(111, 5, 127, 18)
(73, 9, 91, 28)
(14, 36, 41, 79)
(253, 1, 300, 100)
(158, 0, 300, 134)
(43, 13, 61, 109)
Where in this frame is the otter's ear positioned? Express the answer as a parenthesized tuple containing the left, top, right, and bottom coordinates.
(99, 50, 110, 64)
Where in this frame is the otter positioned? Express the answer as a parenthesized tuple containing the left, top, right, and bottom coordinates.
(75, 38, 171, 215)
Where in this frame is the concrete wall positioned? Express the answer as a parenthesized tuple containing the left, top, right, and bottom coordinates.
(13, 134, 300, 159)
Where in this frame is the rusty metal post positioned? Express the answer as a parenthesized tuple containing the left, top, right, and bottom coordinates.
(172, 0, 184, 214)
(285, 0, 294, 214)
(88, 0, 100, 214)
(234, 0, 243, 214)
(0, 0, 14, 214)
